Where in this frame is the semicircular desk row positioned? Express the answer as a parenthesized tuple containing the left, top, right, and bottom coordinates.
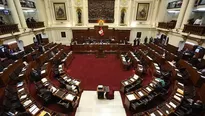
(1, 42, 205, 116)
(1, 43, 82, 116)
(120, 44, 205, 116)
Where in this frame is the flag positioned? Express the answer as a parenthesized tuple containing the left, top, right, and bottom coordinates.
(98, 27, 104, 36)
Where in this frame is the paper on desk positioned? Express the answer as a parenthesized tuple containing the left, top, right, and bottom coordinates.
(20, 94, 27, 100)
(178, 82, 184, 86)
(31, 107, 39, 115)
(41, 78, 48, 83)
(133, 75, 139, 80)
(154, 63, 158, 66)
(24, 100, 32, 106)
(29, 104, 37, 112)
(177, 73, 182, 77)
(157, 110, 163, 116)
(150, 113, 156, 116)
(146, 87, 151, 92)
(155, 66, 160, 70)
(147, 56, 153, 60)
(126, 94, 136, 101)
(130, 78, 135, 82)
(19, 73, 24, 77)
(17, 82, 23, 87)
(18, 88, 24, 92)
(138, 91, 144, 97)
(41, 70, 46, 74)
(59, 65, 63, 68)
(122, 57, 126, 62)
(74, 80, 80, 85)
(149, 83, 154, 87)
(169, 102, 177, 108)
(65, 94, 75, 101)
(66, 78, 72, 82)
(174, 95, 181, 101)
(51, 86, 57, 93)
(177, 88, 184, 95)
(166, 103, 171, 108)
(176, 93, 183, 97)
(124, 81, 129, 85)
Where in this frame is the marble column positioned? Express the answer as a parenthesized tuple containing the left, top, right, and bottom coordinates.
(35, 0, 47, 26)
(151, 0, 160, 27)
(156, 0, 167, 23)
(175, 0, 189, 29)
(13, 0, 27, 28)
(181, 0, 195, 29)
(7, 0, 22, 29)
(44, 0, 52, 26)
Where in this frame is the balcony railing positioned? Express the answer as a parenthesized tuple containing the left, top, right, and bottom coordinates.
(183, 24, 205, 36)
(158, 21, 176, 29)
(0, 24, 19, 35)
(20, 1, 36, 8)
(167, 0, 182, 9)
(27, 22, 44, 29)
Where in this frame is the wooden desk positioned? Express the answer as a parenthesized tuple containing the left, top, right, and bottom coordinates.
(124, 92, 139, 110)
(120, 54, 132, 70)
(178, 59, 201, 86)
(120, 74, 141, 93)
(71, 44, 132, 53)
(159, 103, 174, 115)
(54, 89, 66, 98)
(147, 109, 165, 116)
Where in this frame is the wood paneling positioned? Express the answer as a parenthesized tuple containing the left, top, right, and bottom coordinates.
(72, 26, 130, 43)
(88, 0, 114, 23)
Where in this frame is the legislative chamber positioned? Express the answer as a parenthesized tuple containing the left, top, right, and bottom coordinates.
(1, 0, 205, 116)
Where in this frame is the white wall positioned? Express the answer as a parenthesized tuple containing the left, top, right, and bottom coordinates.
(46, 27, 72, 45)
(129, 27, 156, 44)
(166, 32, 184, 46)
(18, 33, 34, 46)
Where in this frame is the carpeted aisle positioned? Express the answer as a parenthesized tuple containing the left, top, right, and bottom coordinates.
(67, 54, 134, 91)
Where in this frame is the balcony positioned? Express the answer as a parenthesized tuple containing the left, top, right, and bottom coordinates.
(27, 22, 44, 29)
(158, 21, 176, 30)
(182, 24, 205, 36)
(20, 1, 36, 8)
(167, 0, 182, 9)
(0, 24, 19, 35)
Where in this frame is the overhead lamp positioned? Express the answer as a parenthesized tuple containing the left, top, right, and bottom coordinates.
(185, 41, 196, 45)
(7, 40, 17, 45)
(23, 9, 36, 13)
(167, 10, 180, 13)
(0, 6, 5, 10)
(196, 8, 205, 11)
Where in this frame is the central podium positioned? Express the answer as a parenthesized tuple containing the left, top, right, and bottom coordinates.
(96, 45, 106, 58)
(71, 25, 132, 53)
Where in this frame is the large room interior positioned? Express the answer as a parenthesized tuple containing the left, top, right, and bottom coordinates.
(1, 0, 205, 116)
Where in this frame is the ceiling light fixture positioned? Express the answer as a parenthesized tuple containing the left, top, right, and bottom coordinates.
(196, 8, 205, 11)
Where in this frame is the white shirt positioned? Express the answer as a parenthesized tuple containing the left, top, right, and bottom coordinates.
(194, 19, 202, 25)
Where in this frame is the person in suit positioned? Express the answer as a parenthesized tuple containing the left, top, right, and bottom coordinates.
(137, 38, 140, 45)
(194, 16, 203, 25)
(31, 17, 36, 22)
(149, 37, 153, 43)
(133, 38, 137, 46)
(0, 16, 5, 25)
(144, 36, 148, 44)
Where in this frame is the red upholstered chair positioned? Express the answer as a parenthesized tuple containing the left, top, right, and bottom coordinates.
(105, 89, 114, 100)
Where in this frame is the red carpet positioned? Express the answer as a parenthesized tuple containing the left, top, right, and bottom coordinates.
(67, 54, 135, 91)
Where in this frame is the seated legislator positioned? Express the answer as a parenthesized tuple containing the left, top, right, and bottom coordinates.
(194, 16, 203, 25)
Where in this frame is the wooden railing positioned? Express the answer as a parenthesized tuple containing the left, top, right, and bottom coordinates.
(0, 24, 19, 35)
(183, 24, 205, 36)
(158, 22, 176, 29)
(27, 22, 44, 29)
